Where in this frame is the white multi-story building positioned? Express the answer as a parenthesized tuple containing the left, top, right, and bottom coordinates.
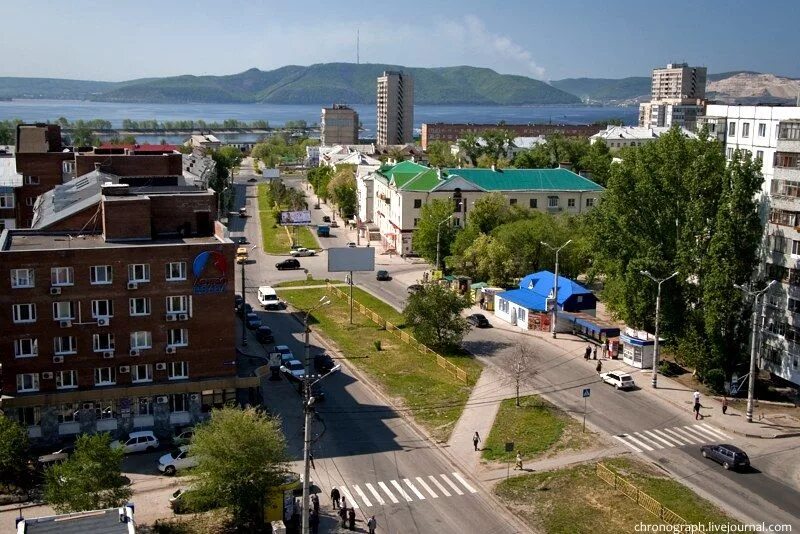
(639, 63, 707, 130)
(376, 71, 414, 146)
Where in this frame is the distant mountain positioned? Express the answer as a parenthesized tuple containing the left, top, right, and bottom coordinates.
(0, 64, 580, 106)
(549, 76, 650, 105)
(707, 73, 800, 104)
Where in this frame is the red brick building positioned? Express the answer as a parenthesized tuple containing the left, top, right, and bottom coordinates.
(420, 123, 604, 150)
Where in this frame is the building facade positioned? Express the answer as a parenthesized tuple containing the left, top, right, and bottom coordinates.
(321, 105, 359, 146)
(376, 71, 414, 146)
(590, 125, 696, 150)
(639, 63, 707, 130)
(421, 123, 603, 150)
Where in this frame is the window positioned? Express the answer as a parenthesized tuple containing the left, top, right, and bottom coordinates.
(132, 364, 153, 383)
(498, 299, 509, 313)
(95, 400, 115, 420)
(129, 297, 151, 316)
(413, 199, 422, 208)
(529, 198, 538, 209)
(136, 396, 154, 416)
(169, 361, 189, 380)
(756, 150, 764, 161)
(14, 338, 38, 358)
(413, 218, 420, 227)
(509, 198, 518, 205)
(773, 234, 787, 253)
(166, 295, 189, 314)
(0, 193, 14, 208)
(13, 303, 36, 323)
(63, 161, 75, 174)
(56, 370, 78, 390)
(741, 122, 750, 138)
(91, 299, 113, 318)
(54, 336, 77, 355)
(24, 175, 39, 185)
(92, 333, 115, 352)
(586, 198, 595, 208)
(758, 123, 766, 137)
(170, 393, 188, 412)
(52, 301, 75, 320)
(548, 196, 559, 208)
(128, 264, 150, 283)
(90, 265, 112, 285)
(726, 147, 734, 159)
(788, 298, 800, 314)
(16, 406, 41, 426)
(778, 123, 800, 140)
(794, 240, 800, 256)
(775, 152, 800, 169)
(728, 122, 736, 136)
(51, 267, 74, 287)
(58, 403, 79, 424)
(94, 367, 116, 386)
(567, 198, 576, 208)
(165, 262, 187, 281)
(10, 268, 34, 288)
(130, 331, 152, 350)
(168, 328, 189, 347)
(16, 373, 40, 392)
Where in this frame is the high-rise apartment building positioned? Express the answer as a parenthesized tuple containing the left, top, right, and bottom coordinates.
(321, 105, 359, 146)
(639, 63, 707, 130)
(376, 71, 414, 146)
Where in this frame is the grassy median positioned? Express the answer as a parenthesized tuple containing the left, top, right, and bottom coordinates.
(257, 184, 317, 254)
(276, 286, 481, 442)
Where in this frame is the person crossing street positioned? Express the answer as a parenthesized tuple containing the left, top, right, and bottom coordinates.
(330, 487, 340, 509)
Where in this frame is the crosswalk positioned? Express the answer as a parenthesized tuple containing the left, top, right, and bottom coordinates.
(613, 423, 731, 453)
(332, 472, 478, 509)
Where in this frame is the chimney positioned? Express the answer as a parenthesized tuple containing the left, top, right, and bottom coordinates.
(558, 162, 573, 171)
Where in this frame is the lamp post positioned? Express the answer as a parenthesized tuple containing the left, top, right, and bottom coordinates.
(435, 214, 454, 272)
(240, 245, 257, 346)
(734, 280, 775, 423)
(540, 240, 572, 338)
(640, 270, 679, 388)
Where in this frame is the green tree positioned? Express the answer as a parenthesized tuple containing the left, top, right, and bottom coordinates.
(71, 123, 98, 147)
(457, 133, 482, 166)
(308, 166, 333, 202)
(0, 415, 29, 490)
(404, 283, 471, 349)
(482, 129, 514, 162)
(190, 407, 289, 530)
(426, 140, 458, 168)
(209, 146, 243, 192)
(0, 122, 13, 145)
(412, 199, 458, 266)
(44, 433, 131, 513)
(467, 192, 512, 234)
(578, 140, 613, 186)
(327, 166, 357, 218)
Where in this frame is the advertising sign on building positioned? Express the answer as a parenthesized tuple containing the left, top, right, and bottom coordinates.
(279, 210, 312, 226)
(192, 250, 229, 294)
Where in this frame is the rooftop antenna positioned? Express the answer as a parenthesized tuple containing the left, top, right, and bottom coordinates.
(357, 29, 360, 65)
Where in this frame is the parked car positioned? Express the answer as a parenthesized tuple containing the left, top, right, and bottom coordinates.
(282, 360, 306, 382)
(37, 444, 75, 466)
(246, 312, 262, 330)
(236, 236, 249, 245)
(345, 242, 357, 248)
(275, 345, 295, 365)
(599, 371, 636, 390)
(236, 302, 253, 315)
(234, 294, 243, 311)
(466, 313, 490, 328)
(314, 353, 335, 374)
(701, 444, 750, 471)
(258, 286, 283, 310)
(322, 216, 331, 223)
(111, 430, 159, 454)
(158, 446, 198, 476)
(376, 270, 391, 281)
(407, 284, 424, 294)
(172, 428, 194, 447)
(276, 258, 301, 270)
(291, 247, 316, 257)
(256, 325, 274, 343)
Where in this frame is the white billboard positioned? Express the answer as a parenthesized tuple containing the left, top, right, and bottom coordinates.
(279, 210, 312, 226)
(328, 247, 375, 272)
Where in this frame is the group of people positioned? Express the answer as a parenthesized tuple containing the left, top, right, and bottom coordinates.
(330, 487, 377, 533)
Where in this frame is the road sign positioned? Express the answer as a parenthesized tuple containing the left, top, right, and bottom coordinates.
(582, 388, 591, 398)
(504, 442, 514, 452)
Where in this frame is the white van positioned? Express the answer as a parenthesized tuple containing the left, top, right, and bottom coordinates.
(258, 286, 282, 310)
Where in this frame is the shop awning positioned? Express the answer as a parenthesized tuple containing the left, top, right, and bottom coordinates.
(560, 311, 621, 337)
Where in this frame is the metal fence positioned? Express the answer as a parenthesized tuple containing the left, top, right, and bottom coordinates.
(595, 463, 688, 526)
(327, 283, 470, 384)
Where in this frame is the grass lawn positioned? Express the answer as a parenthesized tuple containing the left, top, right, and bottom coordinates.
(274, 278, 344, 288)
(495, 457, 737, 534)
(482, 395, 595, 463)
(257, 184, 318, 254)
(277, 286, 481, 442)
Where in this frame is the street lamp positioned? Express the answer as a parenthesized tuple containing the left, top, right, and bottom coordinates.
(540, 239, 572, 338)
(640, 270, 679, 388)
(436, 214, 454, 271)
(734, 280, 776, 423)
(240, 245, 258, 346)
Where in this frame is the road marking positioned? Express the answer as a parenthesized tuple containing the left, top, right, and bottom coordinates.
(452, 472, 478, 494)
(365, 483, 385, 505)
(428, 475, 451, 497)
(390, 479, 413, 502)
(682, 426, 713, 442)
(660, 427, 692, 445)
(378, 481, 399, 504)
(623, 433, 655, 451)
(690, 425, 721, 440)
(353, 484, 372, 507)
(338, 486, 359, 509)
(613, 434, 642, 452)
(633, 432, 664, 449)
(440, 474, 464, 495)
(403, 478, 425, 500)
(416, 477, 438, 498)
(642, 430, 679, 447)
(699, 423, 730, 439)
(670, 427, 703, 443)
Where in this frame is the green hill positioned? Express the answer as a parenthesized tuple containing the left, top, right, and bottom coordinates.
(549, 77, 650, 102)
(0, 77, 116, 99)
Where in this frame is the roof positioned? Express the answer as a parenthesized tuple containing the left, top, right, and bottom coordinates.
(444, 168, 604, 192)
(2, 231, 223, 252)
(19, 506, 135, 534)
(497, 288, 548, 311)
(519, 270, 593, 305)
(377, 161, 437, 190)
(0, 150, 21, 187)
(590, 125, 696, 141)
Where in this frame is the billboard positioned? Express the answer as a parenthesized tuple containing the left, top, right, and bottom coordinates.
(328, 247, 376, 272)
(279, 210, 312, 226)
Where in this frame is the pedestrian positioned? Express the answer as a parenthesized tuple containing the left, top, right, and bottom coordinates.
(514, 452, 523, 470)
(348, 507, 356, 530)
(311, 493, 319, 513)
(694, 401, 702, 420)
(479, 296, 486, 310)
(596, 360, 602, 374)
(341, 495, 346, 510)
(693, 390, 701, 404)
(473, 431, 481, 451)
(310, 510, 320, 534)
(339, 506, 348, 527)
(604, 339, 610, 359)
(367, 515, 377, 534)
(331, 487, 340, 509)
(722, 395, 729, 415)
(593, 346, 598, 360)
(584, 345, 591, 360)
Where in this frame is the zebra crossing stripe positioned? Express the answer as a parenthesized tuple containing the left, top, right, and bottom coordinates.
(365, 483, 385, 506)
(624, 433, 655, 451)
(378, 481, 399, 504)
(670, 427, 703, 443)
(390, 479, 413, 502)
(613, 434, 641, 452)
(353, 484, 372, 507)
(633, 432, 664, 449)
(649, 429, 685, 447)
(689, 425, 720, 441)
(416, 477, 438, 498)
(699, 423, 730, 439)
(403, 478, 425, 500)
(681, 426, 713, 442)
(428, 475, 451, 497)
(452, 472, 478, 494)
(642, 430, 679, 447)
(338, 486, 359, 509)
(440, 474, 464, 496)
(660, 427, 692, 445)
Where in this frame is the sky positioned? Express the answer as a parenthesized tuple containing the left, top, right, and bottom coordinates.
(2, 0, 799, 82)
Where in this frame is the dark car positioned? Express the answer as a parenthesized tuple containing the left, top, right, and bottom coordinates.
(314, 353, 335, 374)
(376, 270, 391, 281)
(236, 301, 253, 315)
(246, 312, 262, 330)
(256, 325, 274, 344)
(407, 284, 424, 294)
(236, 236, 249, 245)
(701, 444, 750, 471)
(322, 215, 331, 223)
(276, 258, 301, 270)
(466, 313, 491, 328)
(234, 294, 244, 310)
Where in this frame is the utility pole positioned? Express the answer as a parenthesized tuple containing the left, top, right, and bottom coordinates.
(349, 271, 354, 325)
(734, 280, 775, 422)
(540, 240, 572, 338)
(436, 214, 454, 272)
(640, 270, 679, 388)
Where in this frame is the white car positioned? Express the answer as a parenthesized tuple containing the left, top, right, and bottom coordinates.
(111, 430, 160, 454)
(158, 445, 198, 476)
(282, 359, 306, 381)
(600, 371, 636, 390)
(290, 247, 316, 257)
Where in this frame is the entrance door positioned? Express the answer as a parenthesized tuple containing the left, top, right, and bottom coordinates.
(510, 307, 518, 326)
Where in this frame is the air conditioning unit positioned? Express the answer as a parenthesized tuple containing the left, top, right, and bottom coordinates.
(103, 351, 114, 359)
(59, 320, 72, 328)
(156, 395, 168, 404)
(97, 317, 110, 327)
(178, 313, 189, 321)
(119, 365, 130, 373)
(127, 282, 138, 290)
(166, 314, 177, 322)
(165, 346, 176, 354)
(52, 355, 64, 364)
(129, 349, 140, 357)
(42, 372, 54, 380)
(50, 287, 62, 296)
(155, 362, 167, 370)
(189, 393, 199, 401)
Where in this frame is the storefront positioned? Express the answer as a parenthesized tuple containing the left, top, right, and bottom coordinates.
(619, 328, 661, 369)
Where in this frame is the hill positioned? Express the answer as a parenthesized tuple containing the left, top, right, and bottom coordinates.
(549, 76, 650, 104)
(707, 73, 800, 104)
(0, 77, 116, 100)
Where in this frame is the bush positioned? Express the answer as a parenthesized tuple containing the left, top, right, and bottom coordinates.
(703, 368, 725, 393)
(374, 340, 382, 351)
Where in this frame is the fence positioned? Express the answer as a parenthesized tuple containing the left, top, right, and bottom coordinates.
(327, 283, 470, 384)
(595, 463, 688, 526)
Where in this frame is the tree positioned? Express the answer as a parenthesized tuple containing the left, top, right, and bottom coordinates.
(457, 133, 482, 166)
(404, 283, 471, 349)
(44, 433, 131, 513)
(0, 415, 29, 490)
(190, 407, 289, 530)
(412, 199, 459, 265)
(476, 153, 510, 169)
(0, 122, 13, 145)
(578, 140, 613, 186)
(511, 343, 538, 407)
(426, 140, 458, 168)
(307, 166, 333, 202)
(327, 165, 357, 218)
(209, 146, 243, 192)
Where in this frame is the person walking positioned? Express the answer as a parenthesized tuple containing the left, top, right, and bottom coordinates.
(341, 495, 346, 510)
(473, 431, 481, 451)
(694, 400, 702, 420)
(593, 346, 598, 360)
(311, 493, 319, 513)
(514, 452, 523, 470)
(596, 360, 602, 374)
(330, 487, 340, 509)
(367, 515, 377, 534)
(584, 345, 591, 360)
(348, 507, 356, 530)
(722, 395, 729, 415)
(339, 506, 348, 527)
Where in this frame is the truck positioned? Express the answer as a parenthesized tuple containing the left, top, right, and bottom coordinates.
(316, 225, 330, 237)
